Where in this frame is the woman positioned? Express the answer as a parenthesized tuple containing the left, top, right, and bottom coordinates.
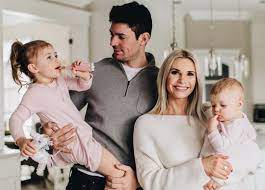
(133, 49, 254, 190)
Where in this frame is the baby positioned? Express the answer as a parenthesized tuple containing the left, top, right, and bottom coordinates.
(201, 78, 262, 190)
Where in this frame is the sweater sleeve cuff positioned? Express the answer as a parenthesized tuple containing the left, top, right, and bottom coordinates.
(78, 75, 93, 90)
(198, 158, 211, 185)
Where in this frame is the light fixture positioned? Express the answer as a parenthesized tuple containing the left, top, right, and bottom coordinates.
(204, 0, 222, 78)
(163, 0, 181, 58)
(234, 0, 249, 80)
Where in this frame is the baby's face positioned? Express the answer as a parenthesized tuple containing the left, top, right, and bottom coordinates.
(210, 88, 243, 123)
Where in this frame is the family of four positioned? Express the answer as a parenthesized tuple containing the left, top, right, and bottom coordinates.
(8, 1, 262, 190)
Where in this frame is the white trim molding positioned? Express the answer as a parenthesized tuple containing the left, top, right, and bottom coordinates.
(0, 11, 4, 151)
(189, 10, 251, 21)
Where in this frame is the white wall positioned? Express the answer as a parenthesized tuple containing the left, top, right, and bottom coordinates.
(3, 22, 71, 61)
(251, 13, 265, 104)
(0, 0, 90, 25)
(71, 24, 90, 61)
(0, 12, 4, 150)
(88, 0, 114, 62)
(88, 0, 186, 67)
(0, 0, 91, 61)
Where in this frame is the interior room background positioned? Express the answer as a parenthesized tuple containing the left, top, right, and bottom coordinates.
(0, 0, 265, 190)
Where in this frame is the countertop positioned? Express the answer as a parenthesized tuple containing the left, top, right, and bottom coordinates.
(0, 145, 20, 158)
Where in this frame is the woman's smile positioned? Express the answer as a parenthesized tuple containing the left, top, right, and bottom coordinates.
(166, 58, 196, 100)
(173, 85, 190, 91)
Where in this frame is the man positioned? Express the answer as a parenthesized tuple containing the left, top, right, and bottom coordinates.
(45, 1, 158, 190)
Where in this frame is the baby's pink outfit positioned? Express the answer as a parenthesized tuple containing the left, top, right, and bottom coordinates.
(9, 76, 102, 171)
(201, 113, 262, 189)
(208, 113, 257, 152)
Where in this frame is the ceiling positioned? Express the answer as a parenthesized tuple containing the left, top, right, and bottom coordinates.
(3, 0, 265, 26)
(44, 0, 94, 8)
(179, 0, 265, 12)
(45, 0, 265, 12)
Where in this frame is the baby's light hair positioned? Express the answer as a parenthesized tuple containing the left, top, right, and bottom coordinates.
(210, 78, 244, 99)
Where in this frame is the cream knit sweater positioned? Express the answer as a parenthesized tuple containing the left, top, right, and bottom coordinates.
(134, 114, 209, 190)
(133, 114, 259, 190)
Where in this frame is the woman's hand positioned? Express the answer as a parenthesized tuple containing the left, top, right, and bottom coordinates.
(202, 154, 233, 180)
(42, 122, 76, 153)
(16, 137, 36, 157)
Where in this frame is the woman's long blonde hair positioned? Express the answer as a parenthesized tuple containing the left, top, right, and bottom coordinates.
(150, 49, 207, 127)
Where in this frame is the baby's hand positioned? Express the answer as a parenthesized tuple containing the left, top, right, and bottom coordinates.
(203, 180, 220, 190)
(207, 115, 219, 133)
(16, 137, 36, 157)
(71, 60, 93, 80)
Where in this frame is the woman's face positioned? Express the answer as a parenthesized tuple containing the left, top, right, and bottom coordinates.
(166, 58, 197, 101)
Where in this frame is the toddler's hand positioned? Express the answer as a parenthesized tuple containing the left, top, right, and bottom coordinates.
(71, 60, 93, 80)
(207, 115, 219, 133)
(16, 137, 36, 157)
(203, 179, 220, 190)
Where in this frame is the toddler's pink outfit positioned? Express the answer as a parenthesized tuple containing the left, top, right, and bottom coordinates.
(9, 76, 102, 171)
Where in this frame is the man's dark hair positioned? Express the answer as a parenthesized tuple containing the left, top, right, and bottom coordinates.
(109, 1, 152, 39)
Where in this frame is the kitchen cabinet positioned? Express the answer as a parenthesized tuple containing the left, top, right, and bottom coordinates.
(0, 146, 20, 190)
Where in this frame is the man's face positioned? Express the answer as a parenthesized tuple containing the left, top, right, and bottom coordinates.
(109, 23, 142, 62)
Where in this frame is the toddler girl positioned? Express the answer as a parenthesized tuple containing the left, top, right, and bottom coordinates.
(9, 40, 124, 177)
(201, 78, 262, 190)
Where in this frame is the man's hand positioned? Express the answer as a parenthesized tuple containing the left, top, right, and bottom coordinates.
(42, 122, 59, 136)
(105, 164, 139, 190)
(42, 122, 76, 153)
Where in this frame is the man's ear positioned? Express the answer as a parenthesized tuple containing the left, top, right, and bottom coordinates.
(28, 63, 39, 74)
(139, 32, 150, 46)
